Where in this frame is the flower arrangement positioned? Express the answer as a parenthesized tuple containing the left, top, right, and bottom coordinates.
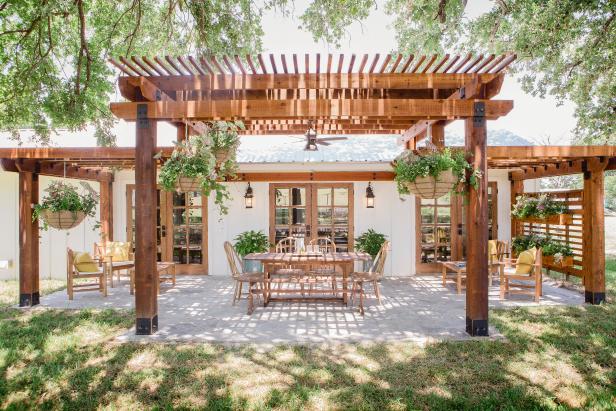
(393, 148, 481, 198)
(511, 194, 569, 219)
(158, 121, 243, 215)
(33, 181, 98, 230)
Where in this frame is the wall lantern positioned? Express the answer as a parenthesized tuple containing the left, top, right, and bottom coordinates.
(365, 182, 375, 208)
(244, 183, 254, 208)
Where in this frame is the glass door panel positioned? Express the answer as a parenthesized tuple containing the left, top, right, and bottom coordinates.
(171, 191, 207, 273)
(273, 185, 310, 247)
(315, 185, 352, 251)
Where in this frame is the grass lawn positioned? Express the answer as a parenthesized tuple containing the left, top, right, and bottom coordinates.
(0, 271, 614, 409)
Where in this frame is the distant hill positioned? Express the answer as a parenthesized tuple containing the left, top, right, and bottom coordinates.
(445, 129, 534, 146)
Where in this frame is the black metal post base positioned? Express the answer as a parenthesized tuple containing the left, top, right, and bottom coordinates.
(136, 315, 158, 335)
(466, 317, 489, 336)
(585, 291, 606, 305)
(19, 292, 40, 307)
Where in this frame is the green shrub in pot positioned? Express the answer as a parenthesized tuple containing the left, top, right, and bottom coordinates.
(355, 229, 387, 270)
(234, 230, 270, 272)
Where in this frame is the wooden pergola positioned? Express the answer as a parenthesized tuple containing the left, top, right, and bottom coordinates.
(1, 52, 611, 337)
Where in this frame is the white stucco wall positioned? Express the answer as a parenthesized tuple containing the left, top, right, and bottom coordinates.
(0, 164, 522, 281)
(0, 171, 101, 280)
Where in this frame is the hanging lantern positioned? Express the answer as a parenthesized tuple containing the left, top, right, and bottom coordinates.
(366, 182, 375, 208)
(244, 183, 254, 208)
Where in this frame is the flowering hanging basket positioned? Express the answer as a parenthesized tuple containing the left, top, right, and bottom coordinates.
(403, 169, 458, 199)
(543, 255, 574, 268)
(41, 210, 86, 230)
(176, 177, 202, 193)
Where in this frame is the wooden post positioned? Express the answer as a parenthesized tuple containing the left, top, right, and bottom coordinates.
(99, 180, 113, 241)
(135, 103, 158, 334)
(464, 101, 489, 336)
(430, 123, 445, 147)
(510, 178, 523, 240)
(583, 159, 607, 304)
(19, 171, 39, 306)
(176, 123, 187, 142)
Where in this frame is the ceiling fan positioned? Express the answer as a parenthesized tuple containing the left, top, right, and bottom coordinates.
(301, 121, 348, 151)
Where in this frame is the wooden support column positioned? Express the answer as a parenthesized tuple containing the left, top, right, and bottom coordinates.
(135, 103, 158, 334)
(465, 101, 489, 336)
(510, 178, 523, 240)
(99, 180, 113, 241)
(583, 159, 607, 304)
(176, 123, 187, 142)
(19, 171, 39, 306)
(430, 123, 445, 147)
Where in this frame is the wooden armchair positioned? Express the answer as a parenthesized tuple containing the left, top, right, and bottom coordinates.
(94, 241, 135, 287)
(499, 247, 543, 302)
(67, 248, 108, 300)
(488, 240, 510, 286)
(351, 241, 390, 315)
(224, 241, 264, 312)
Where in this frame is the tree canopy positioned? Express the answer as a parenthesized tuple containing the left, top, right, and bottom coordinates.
(1, 0, 614, 146)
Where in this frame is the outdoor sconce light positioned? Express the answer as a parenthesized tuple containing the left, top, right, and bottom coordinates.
(244, 183, 254, 208)
(365, 182, 375, 208)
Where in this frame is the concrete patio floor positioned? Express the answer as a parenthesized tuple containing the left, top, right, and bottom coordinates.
(39, 275, 584, 344)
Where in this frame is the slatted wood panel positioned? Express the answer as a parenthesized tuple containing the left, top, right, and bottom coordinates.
(520, 190, 584, 278)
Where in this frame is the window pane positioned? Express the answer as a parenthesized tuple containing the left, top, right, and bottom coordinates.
(333, 228, 348, 247)
(275, 228, 290, 244)
(173, 227, 186, 246)
(437, 207, 451, 224)
(173, 209, 186, 225)
(333, 207, 348, 225)
(189, 249, 202, 264)
(275, 189, 289, 206)
(291, 188, 305, 206)
(437, 193, 451, 205)
(275, 208, 289, 225)
(291, 208, 306, 224)
(188, 226, 202, 247)
(188, 208, 202, 224)
(317, 188, 332, 206)
(317, 227, 333, 238)
(421, 198, 436, 206)
(188, 192, 202, 207)
(334, 188, 348, 206)
(421, 207, 435, 224)
(317, 207, 332, 225)
(173, 192, 186, 206)
(436, 226, 451, 243)
(173, 247, 187, 264)
(421, 226, 435, 244)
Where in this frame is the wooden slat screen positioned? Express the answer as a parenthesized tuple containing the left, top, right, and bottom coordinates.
(519, 190, 584, 278)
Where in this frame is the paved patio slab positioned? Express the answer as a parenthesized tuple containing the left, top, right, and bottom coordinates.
(39, 276, 584, 344)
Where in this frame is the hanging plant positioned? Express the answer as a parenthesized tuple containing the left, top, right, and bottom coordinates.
(158, 121, 243, 215)
(33, 181, 98, 230)
(393, 147, 481, 199)
(511, 194, 571, 224)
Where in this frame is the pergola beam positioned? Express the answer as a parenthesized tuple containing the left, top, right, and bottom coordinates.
(110, 99, 514, 121)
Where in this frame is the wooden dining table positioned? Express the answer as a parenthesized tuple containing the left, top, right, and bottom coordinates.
(244, 251, 372, 308)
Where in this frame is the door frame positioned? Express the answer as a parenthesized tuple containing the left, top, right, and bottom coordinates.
(268, 182, 354, 250)
(126, 184, 208, 275)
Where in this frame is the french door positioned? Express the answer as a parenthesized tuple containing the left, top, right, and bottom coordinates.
(415, 182, 498, 273)
(269, 183, 354, 251)
(126, 186, 208, 274)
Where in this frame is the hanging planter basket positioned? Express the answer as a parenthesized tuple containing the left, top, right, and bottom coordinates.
(543, 255, 574, 268)
(213, 149, 231, 166)
(403, 169, 458, 199)
(176, 177, 202, 193)
(41, 210, 86, 230)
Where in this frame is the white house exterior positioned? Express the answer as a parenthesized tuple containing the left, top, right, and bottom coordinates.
(0, 135, 539, 281)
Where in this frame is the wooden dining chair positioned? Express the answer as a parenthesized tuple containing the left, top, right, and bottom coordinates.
(224, 241, 264, 310)
(67, 248, 108, 300)
(308, 237, 338, 292)
(351, 241, 390, 315)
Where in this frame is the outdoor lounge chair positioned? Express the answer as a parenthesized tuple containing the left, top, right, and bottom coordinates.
(488, 240, 510, 286)
(351, 241, 390, 315)
(67, 248, 108, 300)
(499, 247, 543, 302)
(224, 241, 264, 309)
(94, 241, 135, 287)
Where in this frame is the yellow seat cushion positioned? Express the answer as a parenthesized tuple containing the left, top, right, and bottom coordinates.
(104, 242, 130, 262)
(515, 247, 537, 275)
(73, 252, 99, 273)
(488, 240, 497, 264)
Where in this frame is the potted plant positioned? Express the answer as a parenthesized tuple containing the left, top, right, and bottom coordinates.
(158, 121, 243, 215)
(512, 234, 574, 267)
(234, 230, 270, 272)
(393, 148, 480, 199)
(33, 181, 98, 230)
(511, 194, 572, 225)
(355, 229, 387, 270)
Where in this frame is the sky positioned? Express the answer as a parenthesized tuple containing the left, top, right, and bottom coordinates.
(0, 0, 577, 148)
